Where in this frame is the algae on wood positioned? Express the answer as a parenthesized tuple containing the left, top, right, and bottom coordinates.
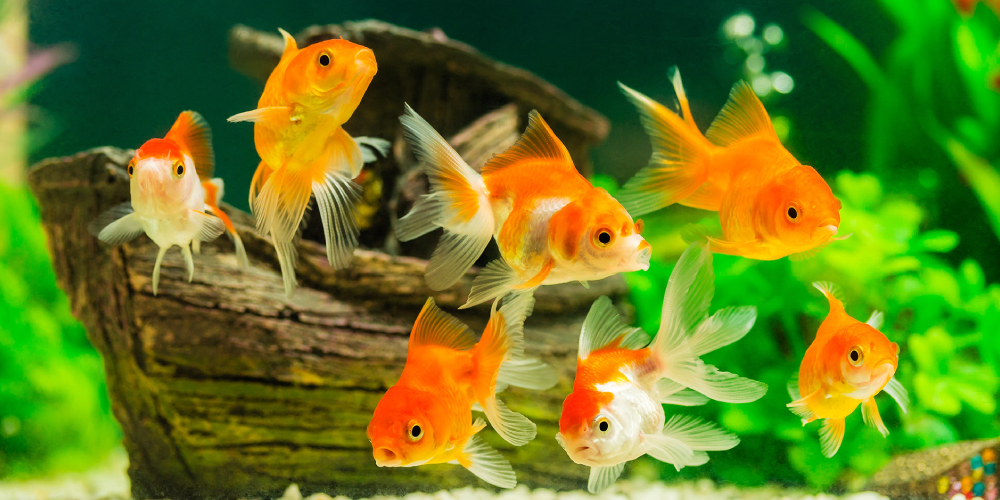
(28, 55, 617, 500)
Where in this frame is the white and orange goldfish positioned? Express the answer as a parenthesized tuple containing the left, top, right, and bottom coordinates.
(557, 243, 767, 493)
(366, 294, 557, 488)
(618, 69, 843, 260)
(229, 29, 388, 297)
(787, 282, 909, 457)
(396, 106, 651, 308)
(91, 111, 247, 294)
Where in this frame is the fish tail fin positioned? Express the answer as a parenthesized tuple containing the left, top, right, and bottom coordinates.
(617, 75, 714, 216)
(166, 110, 215, 180)
(253, 165, 311, 298)
(398, 104, 494, 290)
(649, 243, 767, 403)
(202, 178, 249, 269)
(472, 295, 539, 447)
(645, 415, 739, 472)
(457, 430, 516, 488)
(819, 418, 846, 458)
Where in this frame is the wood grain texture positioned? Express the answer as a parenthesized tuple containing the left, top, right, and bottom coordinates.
(27, 144, 627, 499)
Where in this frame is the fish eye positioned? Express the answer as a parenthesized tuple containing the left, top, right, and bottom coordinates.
(848, 345, 864, 367)
(173, 160, 185, 178)
(407, 420, 423, 442)
(318, 51, 332, 67)
(786, 203, 802, 223)
(127, 160, 135, 177)
(596, 417, 610, 433)
(593, 228, 614, 248)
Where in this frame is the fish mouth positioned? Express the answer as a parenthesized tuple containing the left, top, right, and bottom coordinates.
(845, 362, 895, 399)
(632, 241, 652, 271)
(815, 219, 839, 240)
(372, 446, 403, 467)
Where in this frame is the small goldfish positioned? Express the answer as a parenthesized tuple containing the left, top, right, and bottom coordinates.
(617, 68, 843, 260)
(229, 29, 388, 297)
(367, 294, 557, 488)
(557, 243, 767, 493)
(396, 106, 651, 309)
(91, 111, 247, 294)
(787, 282, 909, 457)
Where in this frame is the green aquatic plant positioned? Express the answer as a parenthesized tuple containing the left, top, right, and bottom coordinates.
(803, 0, 1000, 269)
(0, 184, 120, 478)
(622, 171, 1000, 489)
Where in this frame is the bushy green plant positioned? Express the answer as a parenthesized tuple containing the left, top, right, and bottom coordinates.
(616, 171, 1000, 489)
(0, 183, 120, 478)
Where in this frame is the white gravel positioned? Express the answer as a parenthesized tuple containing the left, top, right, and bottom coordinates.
(0, 453, 888, 500)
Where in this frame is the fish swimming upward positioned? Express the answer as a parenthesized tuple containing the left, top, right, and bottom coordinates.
(396, 106, 652, 309)
(366, 294, 558, 488)
(90, 111, 248, 295)
(557, 243, 767, 493)
(617, 69, 843, 260)
(229, 29, 389, 298)
(787, 282, 909, 457)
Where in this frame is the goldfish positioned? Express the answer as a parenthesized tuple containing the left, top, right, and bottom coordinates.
(396, 106, 652, 309)
(229, 29, 389, 297)
(617, 68, 843, 260)
(557, 243, 767, 493)
(787, 282, 909, 457)
(90, 111, 248, 295)
(367, 294, 557, 488)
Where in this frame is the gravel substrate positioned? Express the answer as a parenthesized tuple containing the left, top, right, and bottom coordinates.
(0, 453, 888, 500)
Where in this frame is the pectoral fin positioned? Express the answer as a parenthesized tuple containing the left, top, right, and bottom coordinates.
(787, 389, 821, 424)
(227, 106, 291, 123)
(587, 463, 625, 494)
(458, 433, 516, 488)
(861, 398, 888, 437)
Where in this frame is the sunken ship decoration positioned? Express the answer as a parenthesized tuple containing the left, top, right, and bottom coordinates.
(868, 437, 999, 500)
(27, 21, 609, 500)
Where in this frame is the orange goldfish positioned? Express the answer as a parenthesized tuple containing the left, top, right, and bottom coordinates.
(787, 282, 909, 457)
(617, 68, 843, 260)
(396, 106, 652, 308)
(229, 29, 388, 297)
(91, 111, 247, 294)
(557, 243, 766, 493)
(367, 294, 557, 488)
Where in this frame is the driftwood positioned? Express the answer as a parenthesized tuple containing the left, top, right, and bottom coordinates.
(28, 145, 627, 499)
(26, 19, 621, 499)
(867, 437, 1000, 499)
(227, 22, 609, 259)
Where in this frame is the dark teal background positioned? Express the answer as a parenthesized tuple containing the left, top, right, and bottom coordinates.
(33, 1, 992, 278)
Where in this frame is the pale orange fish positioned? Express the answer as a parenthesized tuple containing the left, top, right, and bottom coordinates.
(396, 107, 651, 308)
(229, 29, 388, 297)
(366, 294, 557, 488)
(787, 282, 909, 457)
(557, 243, 766, 493)
(91, 111, 247, 294)
(618, 68, 843, 260)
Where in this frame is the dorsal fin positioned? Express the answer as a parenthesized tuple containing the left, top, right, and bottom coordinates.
(668, 67, 697, 130)
(277, 28, 298, 58)
(579, 296, 649, 359)
(409, 297, 478, 351)
(165, 110, 214, 180)
(481, 110, 574, 174)
(704, 81, 775, 147)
